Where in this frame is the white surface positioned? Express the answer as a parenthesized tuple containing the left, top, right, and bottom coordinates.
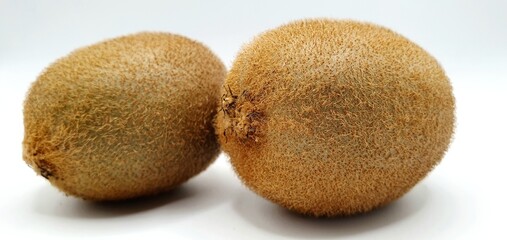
(1, 0, 506, 239)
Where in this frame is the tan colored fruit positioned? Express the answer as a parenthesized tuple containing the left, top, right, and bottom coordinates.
(216, 19, 455, 216)
(23, 32, 225, 201)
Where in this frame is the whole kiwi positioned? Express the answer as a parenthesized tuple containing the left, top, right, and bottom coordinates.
(216, 19, 455, 216)
(23, 32, 226, 200)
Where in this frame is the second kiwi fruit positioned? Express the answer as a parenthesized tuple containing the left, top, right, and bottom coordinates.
(216, 19, 455, 217)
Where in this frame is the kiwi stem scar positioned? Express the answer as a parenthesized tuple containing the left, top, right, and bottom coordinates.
(221, 86, 264, 143)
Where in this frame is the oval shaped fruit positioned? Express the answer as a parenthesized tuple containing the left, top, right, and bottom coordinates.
(23, 32, 226, 200)
(216, 19, 455, 216)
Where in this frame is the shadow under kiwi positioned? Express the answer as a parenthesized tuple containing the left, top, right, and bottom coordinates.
(32, 162, 235, 220)
(32, 184, 194, 219)
(232, 183, 430, 239)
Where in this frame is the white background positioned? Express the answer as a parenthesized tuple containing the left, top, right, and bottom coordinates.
(1, 0, 506, 239)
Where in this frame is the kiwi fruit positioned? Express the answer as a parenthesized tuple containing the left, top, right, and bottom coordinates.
(23, 32, 226, 200)
(216, 19, 455, 216)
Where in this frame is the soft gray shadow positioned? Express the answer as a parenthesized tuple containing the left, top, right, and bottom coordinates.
(33, 184, 195, 219)
(233, 184, 430, 239)
(32, 163, 236, 220)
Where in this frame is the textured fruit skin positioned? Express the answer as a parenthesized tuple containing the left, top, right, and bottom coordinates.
(23, 32, 226, 200)
(216, 19, 455, 217)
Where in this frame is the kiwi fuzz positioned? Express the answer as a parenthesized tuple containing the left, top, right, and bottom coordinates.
(216, 19, 455, 217)
(23, 32, 226, 201)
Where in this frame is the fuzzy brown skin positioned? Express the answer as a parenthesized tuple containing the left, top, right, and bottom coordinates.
(23, 32, 226, 201)
(216, 19, 455, 217)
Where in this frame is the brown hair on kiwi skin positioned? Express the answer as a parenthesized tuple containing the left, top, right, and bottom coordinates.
(215, 19, 455, 217)
(23, 32, 226, 201)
